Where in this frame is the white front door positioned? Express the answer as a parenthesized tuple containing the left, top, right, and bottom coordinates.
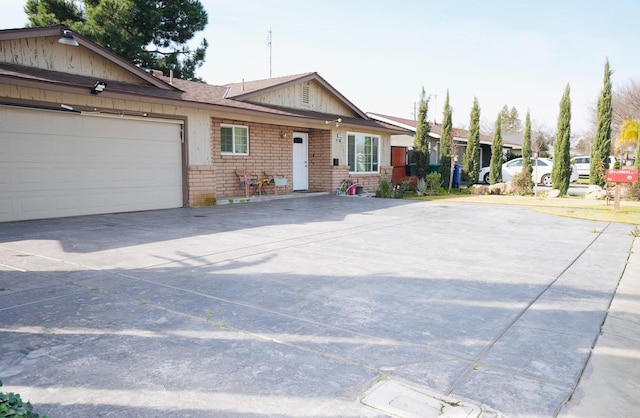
(292, 132, 308, 190)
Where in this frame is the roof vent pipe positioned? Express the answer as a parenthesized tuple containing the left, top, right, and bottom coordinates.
(169, 69, 173, 85)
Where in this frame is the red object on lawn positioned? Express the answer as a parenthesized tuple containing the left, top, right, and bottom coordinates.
(606, 169, 639, 183)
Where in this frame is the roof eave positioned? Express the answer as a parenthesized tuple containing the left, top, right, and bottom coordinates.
(0, 25, 180, 92)
(231, 72, 369, 120)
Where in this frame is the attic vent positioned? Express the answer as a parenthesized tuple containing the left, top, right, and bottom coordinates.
(302, 82, 310, 105)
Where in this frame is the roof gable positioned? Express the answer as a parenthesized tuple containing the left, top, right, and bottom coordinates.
(0, 25, 175, 90)
(224, 72, 368, 119)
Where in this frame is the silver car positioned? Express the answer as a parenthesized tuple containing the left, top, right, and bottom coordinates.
(479, 157, 579, 186)
(570, 155, 617, 177)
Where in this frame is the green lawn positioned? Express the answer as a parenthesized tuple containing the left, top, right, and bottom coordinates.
(412, 194, 640, 225)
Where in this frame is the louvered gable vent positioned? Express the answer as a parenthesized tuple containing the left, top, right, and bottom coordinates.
(301, 82, 310, 105)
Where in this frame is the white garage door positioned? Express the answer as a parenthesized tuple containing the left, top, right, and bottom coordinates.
(0, 106, 184, 222)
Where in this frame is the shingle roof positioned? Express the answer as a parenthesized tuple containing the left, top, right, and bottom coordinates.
(0, 61, 405, 133)
(223, 72, 316, 98)
(0, 25, 403, 133)
(368, 112, 520, 147)
(0, 63, 183, 98)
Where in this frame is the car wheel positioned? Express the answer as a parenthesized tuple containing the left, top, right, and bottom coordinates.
(483, 172, 490, 184)
(541, 174, 552, 187)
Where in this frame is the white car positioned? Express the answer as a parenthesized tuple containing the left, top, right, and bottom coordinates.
(479, 157, 579, 186)
(570, 155, 617, 177)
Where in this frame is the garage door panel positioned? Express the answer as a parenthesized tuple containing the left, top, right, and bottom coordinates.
(14, 165, 49, 189)
(53, 167, 78, 185)
(16, 194, 49, 218)
(0, 107, 184, 222)
(0, 167, 9, 185)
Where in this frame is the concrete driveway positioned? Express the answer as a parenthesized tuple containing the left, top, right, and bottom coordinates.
(0, 195, 636, 417)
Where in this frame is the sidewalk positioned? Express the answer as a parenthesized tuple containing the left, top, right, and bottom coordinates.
(558, 237, 640, 417)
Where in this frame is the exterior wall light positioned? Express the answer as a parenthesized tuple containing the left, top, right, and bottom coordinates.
(91, 81, 107, 95)
(325, 117, 342, 127)
(58, 29, 79, 47)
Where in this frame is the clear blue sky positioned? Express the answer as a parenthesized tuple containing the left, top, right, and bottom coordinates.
(2, 0, 638, 135)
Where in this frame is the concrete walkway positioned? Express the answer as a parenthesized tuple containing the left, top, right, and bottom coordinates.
(0, 195, 637, 417)
(558, 237, 640, 417)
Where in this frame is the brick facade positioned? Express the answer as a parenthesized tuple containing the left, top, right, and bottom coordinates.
(308, 129, 332, 191)
(186, 117, 392, 206)
(188, 165, 216, 206)
(210, 117, 294, 199)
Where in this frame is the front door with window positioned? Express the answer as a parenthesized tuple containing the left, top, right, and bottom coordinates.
(293, 133, 308, 190)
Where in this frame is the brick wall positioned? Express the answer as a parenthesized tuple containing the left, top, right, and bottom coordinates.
(188, 165, 216, 206)
(193, 117, 391, 201)
(331, 165, 393, 195)
(308, 129, 332, 191)
(308, 129, 391, 194)
(210, 118, 294, 197)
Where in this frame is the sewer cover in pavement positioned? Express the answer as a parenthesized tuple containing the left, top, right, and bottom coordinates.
(361, 379, 482, 418)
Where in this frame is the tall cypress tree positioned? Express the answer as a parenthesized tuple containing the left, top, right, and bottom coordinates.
(590, 59, 613, 187)
(489, 113, 503, 184)
(552, 84, 572, 195)
(413, 87, 430, 178)
(521, 110, 533, 191)
(439, 90, 453, 187)
(463, 97, 481, 186)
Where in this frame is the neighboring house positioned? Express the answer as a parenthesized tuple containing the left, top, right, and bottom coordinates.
(367, 113, 521, 182)
(0, 25, 405, 222)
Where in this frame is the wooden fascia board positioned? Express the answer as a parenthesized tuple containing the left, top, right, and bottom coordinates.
(1, 73, 403, 133)
(228, 73, 315, 100)
(367, 113, 417, 132)
(0, 26, 65, 40)
(309, 73, 368, 119)
(233, 72, 369, 120)
(0, 25, 178, 91)
(77, 39, 176, 90)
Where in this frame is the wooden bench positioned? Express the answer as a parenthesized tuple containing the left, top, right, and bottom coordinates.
(236, 169, 274, 197)
(264, 170, 288, 195)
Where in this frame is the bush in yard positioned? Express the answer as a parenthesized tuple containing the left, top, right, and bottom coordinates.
(377, 178, 392, 198)
(416, 178, 427, 196)
(0, 380, 47, 418)
(399, 177, 417, 192)
(425, 172, 443, 195)
(510, 170, 533, 195)
(624, 182, 640, 201)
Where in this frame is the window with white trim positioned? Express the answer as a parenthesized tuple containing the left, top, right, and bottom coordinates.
(221, 124, 248, 155)
(347, 133, 379, 173)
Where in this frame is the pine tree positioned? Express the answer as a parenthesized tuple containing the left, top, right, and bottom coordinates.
(590, 59, 613, 187)
(413, 87, 430, 178)
(489, 113, 503, 184)
(521, 110, 534, 191)
(552, 84, 572, 195)
(499, 105, 522, 133)
(439, 90, 453, 187)
(463, 97, 481, 186)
